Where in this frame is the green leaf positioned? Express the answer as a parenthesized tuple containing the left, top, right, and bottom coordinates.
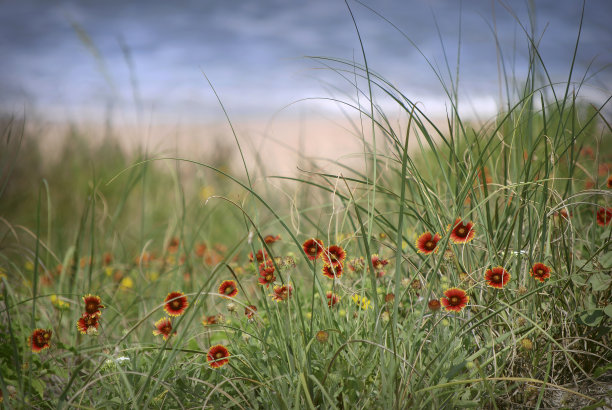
(593, 362, 612, 378)
(588, 272, 611, 291)
(30, 379, 45, 398)
(605, 304, 612, 318)
(575, 309, 604, 327)
(571, 274, 588, 286)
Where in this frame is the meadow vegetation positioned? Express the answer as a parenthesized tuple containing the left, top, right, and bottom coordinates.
(0, 2, 611, 408)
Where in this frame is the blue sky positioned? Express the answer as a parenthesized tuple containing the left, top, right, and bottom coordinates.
(1, 0, 610, 123)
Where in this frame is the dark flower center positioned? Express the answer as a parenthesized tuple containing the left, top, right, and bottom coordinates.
(309, 246, 317, 254)
(225, 286, 234, 295)
(215, 352, 223, 359)
(456, 226, 467, 236)
(450, 296, 459, 305)
(425, 241, 435, 250)
(492, 274, 501, 282)
(266, 274, 273, 281)
(171, 300, 180, 309)
(537, 269, 544, 275)
(86, 303, 96, 312)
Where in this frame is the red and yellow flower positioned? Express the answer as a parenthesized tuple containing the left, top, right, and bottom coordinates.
(322, 245, 346, 267)
(153, 317, 176, 341)
(484, 266, 511, 289)
(218, 280, 239, 298)
(164, 291, 189, 317)
(326, 291, 340, 307)
(29, 328, 52, 353)
(371, 254, 388, 271)
(202, 315, 220, 326)
(83, 294, 105, 317)
(249, 249, 269, 263)
(207, 344, 230, 368)
(322, 263, 343, 279)
(428, 299, 441, 311)
(271, 284, 293, 302)
(245, 305, 257, 319)
(76, 313, 99, 335)
(440, 288, 469, 312)
(416, 232, 441, 254)
(530, 263, 551, 282)
(264, 234, 281, 244)
(258, 259, 276, 287)
(596, 207, 612, 226)
(167, 237, 180, 253)
(449, 219, 476, 244)
(302, 238, 324, 261)
(195, 242, 208, 257)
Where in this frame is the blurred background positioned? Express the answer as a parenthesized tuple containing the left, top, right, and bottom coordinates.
(0, 0, 610, 171)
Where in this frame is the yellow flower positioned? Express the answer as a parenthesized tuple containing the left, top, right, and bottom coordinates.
(199, 186, 215, 201)
(50, 295, 70, 310)
(520, 338, 533, 351)
(105, 267, 114, 276)
(352, 294, 371, 310)
(119, 277, 134, 290)
(24, 261, 34, 271)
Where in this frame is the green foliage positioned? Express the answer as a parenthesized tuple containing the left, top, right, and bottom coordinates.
(0, 3, 611, 409)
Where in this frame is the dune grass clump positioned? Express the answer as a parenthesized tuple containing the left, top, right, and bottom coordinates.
(1, 2, 611, 408)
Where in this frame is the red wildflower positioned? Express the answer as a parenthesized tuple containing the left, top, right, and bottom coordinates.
(322, 245, 346, 267)
(202, 315, 220, 326)
(29, 328, 52, 353)
(245, 305, 257, 319)
(302, 238, 324, 261)
(371, 254, 389, 271)
(164, 291, 188, 316)
(207, 344, 230, 368)
(440, 288, 469, 312)
(76, 313, 99, 335)
(326, 291, 340, 307)
(102, 252, 113, 266)
(218, 280, 239, 298)
(80, 256, 92, 268)
(580, 146, 595, 159)
(585, 179, 595, 189)
(607, 175, 612, 189)
(264, 234, 281, 244)
(195, 242, 207, 257)
(554, 209, 572, 222)
(415, 232, 441, 254)
(596, 207, 612, 226)
(449, 219, 476, 244)
(249, 249, 269, 263)
(153, 317, 175, 341)
(83, 294, 105, 317)
(322, 263, 343, 279)
(347, 257, 365, 273)
(484, 266, 511, 289)
(428, 299, 441, 311)
(531, 263, 551, 282)
(135, 251, 156, 267)
(167, 237, 180, 253)
(271, 284, 293, 302)
(258, 259, 276, 288)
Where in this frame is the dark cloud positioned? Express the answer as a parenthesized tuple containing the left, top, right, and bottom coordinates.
(0, 0, 609, 121)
